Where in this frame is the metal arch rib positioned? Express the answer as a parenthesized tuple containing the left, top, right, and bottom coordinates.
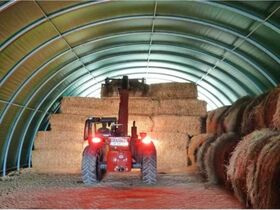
(0, 0, 17, 12)
(2, 61, 86, 176)
(60, 15, 280, 64)
(1, 28, 275, 90)
(77, 45, 263, 94)
(1, 27, 276, 88)
(0, 15, 278, 76)
(14, 64, 87, 173)
(202, 1, 280, 34)
(1, 31, 269, 125)
(1, 0, 279, 50)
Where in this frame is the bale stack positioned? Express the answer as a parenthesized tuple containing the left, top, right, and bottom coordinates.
(33, 130, 84, 173)
(148, 82, 198, 99)
(204, 132, 240, 186)
(33, 82, 207, 173)
(186, 86, 280, 208)
(227, 129, 279, 206)
(206, 106, 230, 135)
(246, 134, 280, 208)
(222, 96, 253, 133)
(241, 93, 266, 135)
(196, 134, 216, 177)
(186, 134, 213, 168)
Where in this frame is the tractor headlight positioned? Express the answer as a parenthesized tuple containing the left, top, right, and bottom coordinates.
(92, 137, 102, 143)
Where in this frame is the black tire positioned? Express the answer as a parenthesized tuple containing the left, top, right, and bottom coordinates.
(141, 153, 157, 184)
(81, 146, 102, 185)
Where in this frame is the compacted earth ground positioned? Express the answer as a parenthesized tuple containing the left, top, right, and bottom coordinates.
(0, 168, 243, 209)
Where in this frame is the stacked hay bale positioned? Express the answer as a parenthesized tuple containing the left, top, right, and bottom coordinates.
(33, 82, 207, 172)
(195, 86, 280, 208)
(186, 134, 214, 169)
(227, 129, 280, 207)
(194, 96, 252, 183)
(204, 132, 240, 186)
(247, 134, 280, 208)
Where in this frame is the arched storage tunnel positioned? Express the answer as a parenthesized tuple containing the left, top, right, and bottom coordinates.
(0, 1, 279, 209)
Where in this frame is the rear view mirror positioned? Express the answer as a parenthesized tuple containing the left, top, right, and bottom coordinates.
(84, 119, 92, 140)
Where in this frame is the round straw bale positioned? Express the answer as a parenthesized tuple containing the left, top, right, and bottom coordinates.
(262, 87, 280, 128)
(204, 132, 240, 185)
(246, 134, 280, 208)
(197, 134, 216, 178)
(227, 129, 279, 205)
(223, 96, 253, 134)
(241, 93, 266, 135)
(206, 106, 231, 135)
(187, 134, 213, 166)
(272, 93, 280, 130)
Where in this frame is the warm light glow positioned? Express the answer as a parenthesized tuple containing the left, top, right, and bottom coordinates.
(92, 137, 101, 143)
(142, 136, 153, 144)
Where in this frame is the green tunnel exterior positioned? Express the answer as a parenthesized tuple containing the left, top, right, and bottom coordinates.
(0, 1, 279, 176)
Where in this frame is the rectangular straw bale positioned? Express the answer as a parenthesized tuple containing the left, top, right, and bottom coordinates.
(148, 82, 198, 99)
(129, 97, 158, 115)
(49, 114, 86, 132)
(34, 131, 84, 150)
(34, 131, 48, 149)
(157, 99, 207, 116)
(152, 115, 202, 135)
(148, 132, 188, 170)
(128, 115, 153, 133)
(61, 97, 119, 115)
(32, 149, 82, 173)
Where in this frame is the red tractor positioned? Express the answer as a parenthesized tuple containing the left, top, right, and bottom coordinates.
(81, 76, 157, 185)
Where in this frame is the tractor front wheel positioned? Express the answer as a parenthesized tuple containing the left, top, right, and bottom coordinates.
(141, 153, 157, 184)
(81, 146, 102, 185)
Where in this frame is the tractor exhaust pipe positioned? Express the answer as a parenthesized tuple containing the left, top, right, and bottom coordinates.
(118, 76, 129, 136)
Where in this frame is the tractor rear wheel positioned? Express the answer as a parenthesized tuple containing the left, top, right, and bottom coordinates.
(141, 153, 157, 184)
(81, 146, 102, 185)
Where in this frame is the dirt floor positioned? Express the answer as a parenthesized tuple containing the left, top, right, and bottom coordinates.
(0, 168, 243, 209)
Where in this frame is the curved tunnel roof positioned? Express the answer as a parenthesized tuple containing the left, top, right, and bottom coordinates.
(0, 1, 279, 175)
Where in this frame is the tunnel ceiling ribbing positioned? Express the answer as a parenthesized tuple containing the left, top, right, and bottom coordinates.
(0, 1, 279, 175)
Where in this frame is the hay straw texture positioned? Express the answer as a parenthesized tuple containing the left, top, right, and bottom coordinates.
(149, 132, 189, 170)
(32, 149, 82, 174)
(60, 97, 206, 117)
(157, 99, 207, 116)
(242, 94, 268, 135)
(49, 114, 86, 132)
(128, 115, 153, 133)
(241, 93, 266, 135)
(197, 134, 216, 178)
(187, 134, 213, 167)
(152, 115, 203, 135)
(227, 129, 279, 205)
(272, 92, 280, 130)
(204, 132, 240, 185)
(34, 130, 83, 151)
(206, 106, 231, 135)
(262, 87, 280, 128)
(61, 97, 119, 116)
(148, 82, 197, 99)
(129, 98, 158, 115)
(246, 134, 280, 208)
(222, 96, 252, 133)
